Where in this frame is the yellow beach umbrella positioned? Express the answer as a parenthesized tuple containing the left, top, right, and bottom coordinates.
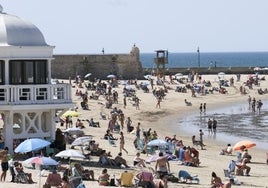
(62, 110, 81, 117)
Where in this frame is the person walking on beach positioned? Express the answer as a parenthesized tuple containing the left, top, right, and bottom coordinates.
(212, 118, 217, 134)
(156, 96, 161, 109)
(135, 96, 141, 110)
(199, 103, 203, 114)
(119, 131, 128, 154)
(123, 96, 127, 109)
(207, 118, 212, 134)
(248, 95, 251, 109)
(203, 103, 206, 113)
(199, 129, 205, 150)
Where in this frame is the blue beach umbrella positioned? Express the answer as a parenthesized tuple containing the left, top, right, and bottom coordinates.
(147, 139, 168, 147)
(14, 138, 51, 153)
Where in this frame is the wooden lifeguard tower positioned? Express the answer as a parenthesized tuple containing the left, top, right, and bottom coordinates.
(154, 50, 168, 77)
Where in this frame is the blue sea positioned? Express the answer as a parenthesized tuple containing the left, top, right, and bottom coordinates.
(176, 101, 268, 150)
(140, 52, 268, 68)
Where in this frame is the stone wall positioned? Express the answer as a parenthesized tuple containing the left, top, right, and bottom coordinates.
(51, 46, 143, 80)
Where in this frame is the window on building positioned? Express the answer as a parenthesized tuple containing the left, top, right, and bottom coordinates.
(0, 61, 4, 85)
(9, 60, 47, 84)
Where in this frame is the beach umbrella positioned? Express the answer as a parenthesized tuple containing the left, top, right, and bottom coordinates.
(147, 139, 168, 147)
(253, 67, 261, 71)
(23, 156, 58, 188)
(84, 73, 92, 78)
(71, 136, 92, 146)
(62, 110, 81, 117)
(14, 138, 51, 153)
(23, 156, 59, 166)
(175, 73, 183, 77)
(107, 74, 116, 79)
(13, 123, 20, 129)
(233, 140, 256, 151)
(55, 149, 85, 159)
(63, 127, 84, 136)
(218, 72, 225, 75)
(145, 153, 170, 163)
(144, 74, 152, 80)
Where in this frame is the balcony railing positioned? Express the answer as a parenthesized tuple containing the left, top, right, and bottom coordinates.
(0, 84, 72, 105)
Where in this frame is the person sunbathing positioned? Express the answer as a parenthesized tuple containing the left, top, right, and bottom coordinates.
(221, 144, 233, 155)
(114, 152, 129, 168)
(236, 158, 251, 176)
(104, 130, 117, 140)
(45, 170, 62, 187)
(72, 163, 94, 180)
(133, 152, 146, 167)
(14, 161, 34, 183)
(136, 170, 155, 188)
(98, 168, 110, 186)
(87, 118, 100, 127)
(98, 150, 116, 166)
(210, 171, 223, 188)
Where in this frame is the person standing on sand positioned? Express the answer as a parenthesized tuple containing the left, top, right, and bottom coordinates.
(199, 129, 205, 150)
(207, 118, 212, 134)
(248, 95, 251, 109)
(119, 132, 128, 154)
(212, 118, 217, 134)
(0, 147, 9, 181)
(155, 152, 170, 176)
(133, 123, 141, 149)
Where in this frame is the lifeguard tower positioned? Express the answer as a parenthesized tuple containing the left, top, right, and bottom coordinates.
(0, 5, 74, 153)
(154, 50, 168, 77)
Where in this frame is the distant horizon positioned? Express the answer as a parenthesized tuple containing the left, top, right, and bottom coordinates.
(53, 50, 268, 55)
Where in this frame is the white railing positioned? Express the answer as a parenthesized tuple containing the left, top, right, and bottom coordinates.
(0, 84, 72, 105)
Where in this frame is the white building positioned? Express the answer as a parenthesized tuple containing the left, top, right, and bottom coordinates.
(0, 5, 73, 153)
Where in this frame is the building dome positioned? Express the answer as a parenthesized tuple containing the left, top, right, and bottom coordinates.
(0, 7, 47, 46)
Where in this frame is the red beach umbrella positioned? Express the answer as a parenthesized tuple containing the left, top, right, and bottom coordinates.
(233, 140, 256, 151)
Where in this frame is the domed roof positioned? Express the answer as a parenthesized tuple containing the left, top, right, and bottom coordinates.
(0, 7, 47, 46)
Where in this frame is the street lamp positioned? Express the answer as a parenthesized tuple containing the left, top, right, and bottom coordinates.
(197, 47, 200, 67)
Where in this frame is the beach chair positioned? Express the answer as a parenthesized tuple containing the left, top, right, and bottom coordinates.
(13, 166, 29, 184)
(69, 176, 84, 188)
(266, 152, 268, 165)
(108, 136, 116, 147)
(178, 170, 199, 184)
(223, 169, 241, 185)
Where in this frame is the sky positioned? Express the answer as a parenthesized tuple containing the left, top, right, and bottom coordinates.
(1, 0, 268, 54)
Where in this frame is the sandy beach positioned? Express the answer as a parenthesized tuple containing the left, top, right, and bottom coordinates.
(1, 74, 268, 188)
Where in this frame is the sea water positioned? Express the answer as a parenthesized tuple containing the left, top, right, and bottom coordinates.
(177, 100, 268, 149)
(140, 52, 268, 68)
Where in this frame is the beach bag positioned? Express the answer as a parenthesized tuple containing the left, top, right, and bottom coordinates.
(110, 178, 116, 186)
(167, 174, 179, 183)
(43, 184, 51, 188)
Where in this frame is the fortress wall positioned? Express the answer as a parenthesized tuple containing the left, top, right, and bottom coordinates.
(52, 53, 143, 80)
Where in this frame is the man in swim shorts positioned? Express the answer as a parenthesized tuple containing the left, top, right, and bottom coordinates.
(155, 152, 170, 176)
